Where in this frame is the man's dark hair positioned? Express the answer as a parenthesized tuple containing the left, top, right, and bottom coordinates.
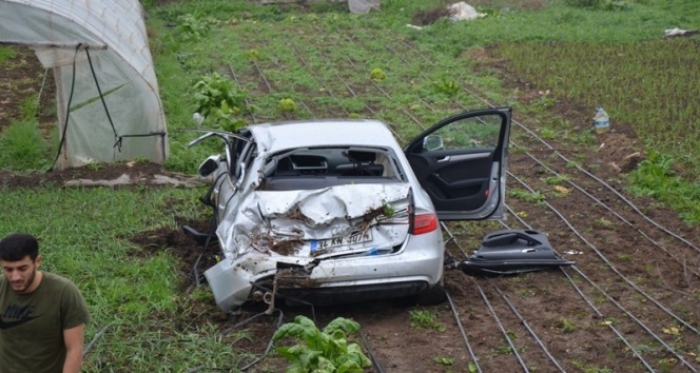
(0, 233, 39, 261)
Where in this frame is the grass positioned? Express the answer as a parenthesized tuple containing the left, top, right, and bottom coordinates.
(409, 310, 446, 332)
(0, 186, 252, 371)
(0, 46, 17, 65)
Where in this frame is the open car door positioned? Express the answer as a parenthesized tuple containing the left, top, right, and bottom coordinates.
(404, 107, 511, 220)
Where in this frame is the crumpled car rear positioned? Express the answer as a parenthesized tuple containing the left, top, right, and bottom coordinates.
(205, 183, 442, 310)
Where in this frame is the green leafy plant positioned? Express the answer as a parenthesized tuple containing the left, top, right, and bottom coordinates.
(193, 72, 247, 132)
(542, 175, 571, 185)
(370, 68, 386, 82)
(434, 356, 454, 365)
(176, 14, 213, 42)
(409, 310, 445, 332)
(278, 98, 298, 113)
(272, 315, 371, 373)
(435, 77, 460, 97)
(558, 318, 577, 333)
(508, 189, 546, 203)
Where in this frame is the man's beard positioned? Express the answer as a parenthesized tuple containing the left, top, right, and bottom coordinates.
(12, 268, 36, 293)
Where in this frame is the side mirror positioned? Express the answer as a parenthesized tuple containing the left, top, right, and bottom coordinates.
(198, 156, 220, 178)
(423, 135, 444, 152)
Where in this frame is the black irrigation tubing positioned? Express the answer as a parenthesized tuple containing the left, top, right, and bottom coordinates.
(508, 171, 700, 336)
(511, 139, 700, 279)
(226, 64, 257, 123)
(249, 58, 292, 121)
(491, 284, 568, 373)
(83, 323, 110, 356)
(292, 33, 385, 124)
(304, 26, 407, 143)
(512, 120, 700, 255)
(266, 54, 316, 118)
(497, 212, 657, 372)
(441, 223, 566, 373)
(360, 331, 385, 373)
(340, 34, 426, 129)
(445, 290, 483, 373)
(392, 35, 700, 255)
(238, 308, 285, 371)
(288, 43, 351, 117)
(473, 280, 530, 373)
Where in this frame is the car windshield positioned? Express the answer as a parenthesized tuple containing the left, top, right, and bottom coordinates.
(260, 147, 405, 191)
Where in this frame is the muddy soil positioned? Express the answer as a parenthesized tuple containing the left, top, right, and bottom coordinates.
(2, 38, 699, 373)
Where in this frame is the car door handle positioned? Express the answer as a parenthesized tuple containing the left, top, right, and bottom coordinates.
(437, 156, 451, 162)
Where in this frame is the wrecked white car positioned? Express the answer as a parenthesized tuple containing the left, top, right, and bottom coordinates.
(184, 108, 512, 310)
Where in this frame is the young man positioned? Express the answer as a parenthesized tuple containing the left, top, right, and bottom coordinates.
(0, 233, 90, 373)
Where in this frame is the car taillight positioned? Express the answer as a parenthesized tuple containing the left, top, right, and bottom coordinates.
(411, 213, 437, 235)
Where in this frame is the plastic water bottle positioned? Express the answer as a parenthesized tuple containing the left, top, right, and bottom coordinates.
(593, 108, 610, 134)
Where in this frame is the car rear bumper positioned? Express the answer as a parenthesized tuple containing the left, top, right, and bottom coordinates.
(205, 233, 444, 310)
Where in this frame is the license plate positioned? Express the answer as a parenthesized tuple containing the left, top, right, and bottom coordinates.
(311, 230, 373, 252)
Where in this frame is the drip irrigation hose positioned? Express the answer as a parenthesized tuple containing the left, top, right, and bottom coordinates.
(305, 25, 406, 142)
(238, 308, 285, 371)
(187, 309, 284, 373)
(508, 172, 700, 335)
(503, 208, 693, 371)
(392, 34, 699, 254)
(514, 119, 700, 254)
(445, 290, 482, 373)
(226, 64, 257, 123)
(511, 140, 700, 279)
(289, 44, 351, 116)
(49, 44, 80, 172)
(360, 331, 385, 373)
(498, 215, 657, 372)
(474, 280, 530, 372)
(491, 284, 567, 373)
(265, 54, 314, 118)
(83, 323, 110, 356)
(570, 266, 697, 372)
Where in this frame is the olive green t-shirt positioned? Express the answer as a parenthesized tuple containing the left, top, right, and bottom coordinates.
(0, 272, 90, 373)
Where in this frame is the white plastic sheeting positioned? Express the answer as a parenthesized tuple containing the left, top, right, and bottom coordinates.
(0, 0, 168, 169)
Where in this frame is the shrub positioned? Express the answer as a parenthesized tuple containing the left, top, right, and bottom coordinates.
(193, 72, 247, 132)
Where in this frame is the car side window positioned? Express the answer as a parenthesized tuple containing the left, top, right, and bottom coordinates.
(423, 114, 502, 152)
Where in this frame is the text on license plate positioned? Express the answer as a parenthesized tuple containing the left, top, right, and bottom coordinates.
(312, 231, 372, 252)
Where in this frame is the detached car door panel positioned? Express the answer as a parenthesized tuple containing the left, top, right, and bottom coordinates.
(405, 108, 511, 220)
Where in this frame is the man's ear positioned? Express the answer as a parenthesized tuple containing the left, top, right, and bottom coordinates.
(35, 255, 42, 268)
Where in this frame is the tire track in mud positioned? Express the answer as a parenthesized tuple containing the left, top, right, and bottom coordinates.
(225, 22, 699, 372)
